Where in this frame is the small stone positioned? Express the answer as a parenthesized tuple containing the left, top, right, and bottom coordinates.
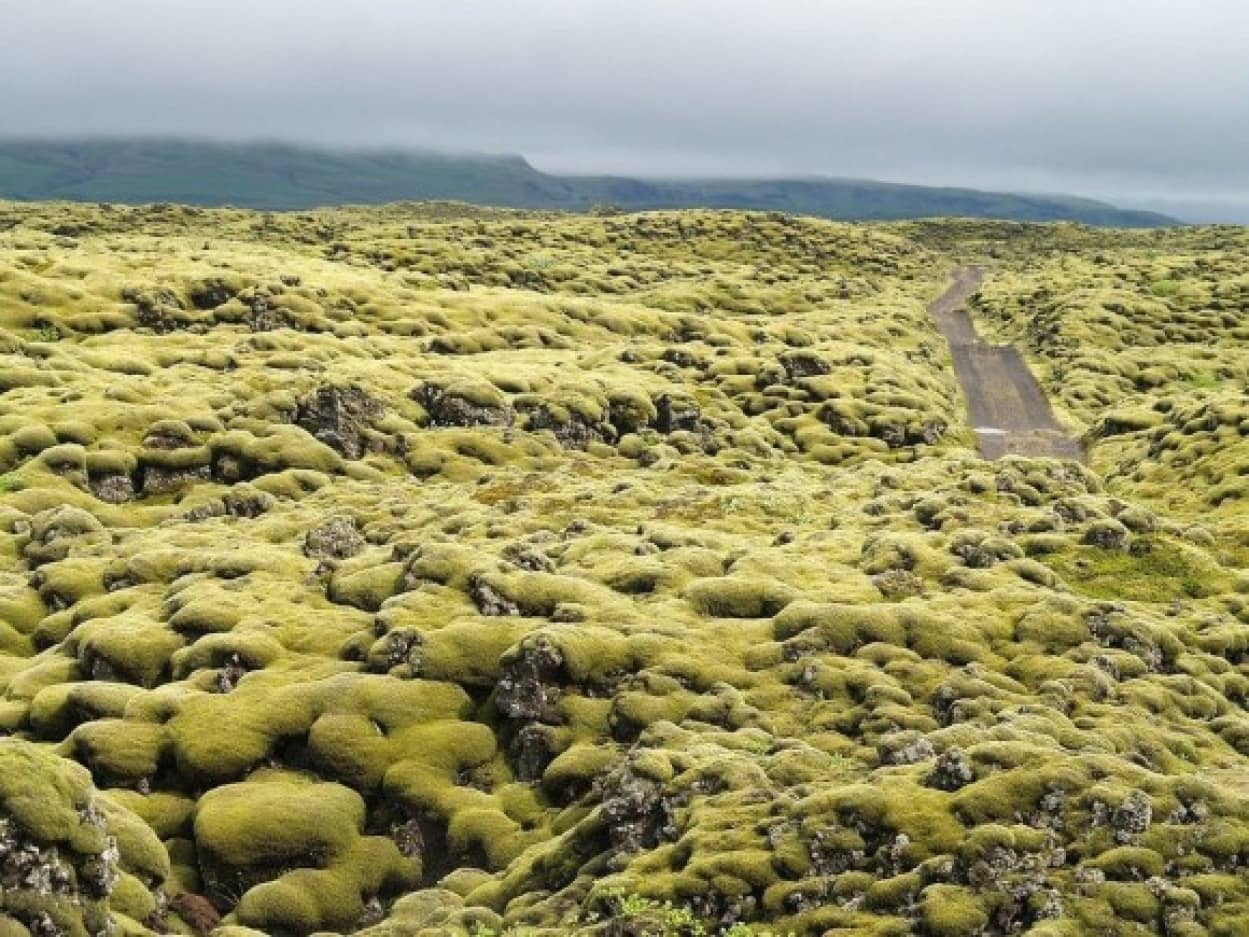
(304, 515, 366, 560)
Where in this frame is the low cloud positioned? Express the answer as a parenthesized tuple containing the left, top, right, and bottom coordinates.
(3, 0, 1247, 218)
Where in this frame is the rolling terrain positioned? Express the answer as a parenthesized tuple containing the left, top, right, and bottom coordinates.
(0, 202, 1246, 936)
(0, 139, 1177, 226)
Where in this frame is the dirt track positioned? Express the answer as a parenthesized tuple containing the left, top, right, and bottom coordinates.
(930, 268, 1085, 461)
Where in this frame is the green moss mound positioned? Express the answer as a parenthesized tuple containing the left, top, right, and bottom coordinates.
(0, 202, 1246, 936)
(0, 738, 166, 936)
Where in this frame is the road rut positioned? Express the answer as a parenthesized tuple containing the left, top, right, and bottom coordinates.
(930, 267, 1084, 461)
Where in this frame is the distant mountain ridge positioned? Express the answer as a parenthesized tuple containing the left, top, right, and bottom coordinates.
(0, 138, 1177, 226)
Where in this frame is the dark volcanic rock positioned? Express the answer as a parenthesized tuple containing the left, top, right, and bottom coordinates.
(304, 515, 366, 560)
(469, 576, 522, 617)
(871, 569, 925, 600)
(780, 350, 830, 380)
(0, 740, 158, 937)
(295, 384, 385, 458)
(87, 471, 135, 504)
(926, 747, 975, 791)
(520, 403, 610, 449)
(596, 764, 681, 866)
(655, 393, 702, 434)
(1111, 790, 1153, 842)
(414, 382, 513, 428)
(139, 464, 211, 496)
(496, 636, 564, 721)
(188, 279, 238, 311)
(512, 723, 559, 781)
(1083, 519, 1131, 551)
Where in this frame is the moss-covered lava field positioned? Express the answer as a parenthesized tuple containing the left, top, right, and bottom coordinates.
(0, 202, 1247, 936)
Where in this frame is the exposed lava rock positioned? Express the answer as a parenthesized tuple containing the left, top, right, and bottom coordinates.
(295, 384, 385, 458)
(304, 515, 366, 560)
(414, 381, 513, 428)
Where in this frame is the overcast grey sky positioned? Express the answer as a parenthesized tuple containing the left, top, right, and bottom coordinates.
(3, 0, 1248, 219)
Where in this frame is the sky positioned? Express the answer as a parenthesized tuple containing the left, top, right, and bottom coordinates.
(3, 0, 1248, 220)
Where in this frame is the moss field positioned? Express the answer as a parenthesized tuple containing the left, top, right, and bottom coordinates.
(0, 202, 1246, 936)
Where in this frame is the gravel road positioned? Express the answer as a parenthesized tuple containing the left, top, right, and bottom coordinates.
(930, 268, 1085, 461)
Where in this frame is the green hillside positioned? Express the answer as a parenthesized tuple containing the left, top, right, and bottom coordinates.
(0, 138, 1177, 225)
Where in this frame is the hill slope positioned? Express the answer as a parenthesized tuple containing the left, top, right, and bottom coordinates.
(0, 138, 1177, 225)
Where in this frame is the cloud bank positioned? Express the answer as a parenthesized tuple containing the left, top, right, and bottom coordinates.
(4, 0, 1247, 219)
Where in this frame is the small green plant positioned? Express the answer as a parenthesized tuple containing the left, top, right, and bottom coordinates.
(606, 891, 710, 937)
(33, 324, 60, 342)
(1184, 370, 1222, 390)
(615, 892, 658, 917)
(741, 735, 772, 755)
(0, 474, 24, 493)
(524, 253, 556, 270)
(662, 906, 706, 936)
(823, 751, 862, 773)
